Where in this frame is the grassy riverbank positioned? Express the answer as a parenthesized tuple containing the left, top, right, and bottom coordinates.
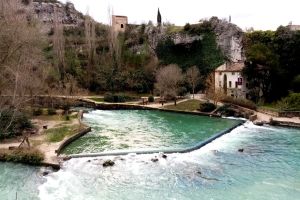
(46, 125, 85, 142)
(0, 148, 44, 165)
(164, 99, 203, 111)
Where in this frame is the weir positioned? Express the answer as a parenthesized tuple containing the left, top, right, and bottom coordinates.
(68, 120, 245, 158)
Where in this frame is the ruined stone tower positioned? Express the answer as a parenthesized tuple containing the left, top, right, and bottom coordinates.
(112, 15, 128, 32)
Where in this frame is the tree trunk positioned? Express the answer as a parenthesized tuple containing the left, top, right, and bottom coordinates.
(192, 87, 195, 99)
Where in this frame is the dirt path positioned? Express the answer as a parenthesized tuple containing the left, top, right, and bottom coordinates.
(256, 111, 300, 124)
(145, 99, 190, 109)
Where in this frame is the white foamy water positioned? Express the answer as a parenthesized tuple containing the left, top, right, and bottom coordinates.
(38, 122, 300, 200)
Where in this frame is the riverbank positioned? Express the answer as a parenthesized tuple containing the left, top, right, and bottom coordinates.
(1, 96, 299, 168)
(0, 111, 91, 169)
(15, 94, 300, 128)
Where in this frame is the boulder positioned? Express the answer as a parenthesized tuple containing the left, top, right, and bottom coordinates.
(238, 148, 244, 153)
(103, 160, 115, 167)
(254, 121, 264, 126)
(249, 114, 257, 121)
(151, 157, 159, 162)
(42, 171, 49, 176)
(62, 156, 71, 161)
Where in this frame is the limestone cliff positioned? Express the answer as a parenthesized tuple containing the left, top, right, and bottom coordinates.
(25, 0, 84, 33)
(127, 18, 245, 63)
(25, 1, 244, 63)
(209, 17, 244, 62)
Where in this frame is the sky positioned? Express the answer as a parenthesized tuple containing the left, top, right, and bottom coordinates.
(60, 0, 300, 30)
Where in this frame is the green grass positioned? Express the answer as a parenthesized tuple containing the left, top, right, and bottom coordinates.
(46, 126, 79, 143)
(166, 25, 183, 33)
(164, 99, 201, 111)
(34, 114, 76, 121)
(0, 148, 44, 165)
(259, 102, 281, 112)
(259, 105, 280, 112)
(88, 97, 104, 102)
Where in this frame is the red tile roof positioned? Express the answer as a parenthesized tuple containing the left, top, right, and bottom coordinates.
(215, 62, 244, 72)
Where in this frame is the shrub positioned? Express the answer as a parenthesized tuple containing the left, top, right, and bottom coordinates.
(62, 104, 70, 111)
(222, 97, 257, 110)
(0, 110, 32, 140)
(47, 108, 56, 115)
(104, 93, 136, 103)
(276, 93, 300, 111)
(216, 104, 236, 116)
(61, 104, 71, 115)
(199, 102, 216, 112)
(33, 108, 43, 116)
(148, 96, 155, 103)
(65, 115, 70, 121)
(21, 0, 31, 5)
(0, 148, 44, 165)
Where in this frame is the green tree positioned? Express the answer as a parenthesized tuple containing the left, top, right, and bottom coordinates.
(244, 28, 300, 102)
(243, 43, 279, 102)
(157, 8, 162, 26)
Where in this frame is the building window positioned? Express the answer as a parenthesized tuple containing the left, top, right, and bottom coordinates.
(229, 81, 232, 88)
(219, 81, 221, 87)
(235, 82, 238, 88)
(121, 24, 124, 28)
(238, 77, 243, 85)
(232, 72, 235, 75)
(219, 72, 222, 75)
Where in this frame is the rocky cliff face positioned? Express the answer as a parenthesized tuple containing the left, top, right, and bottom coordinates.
(26, 1, 244, 63)
(25, 0, 84, 33)
(209, 17, 244, 62)
(141, 18, 245, 62)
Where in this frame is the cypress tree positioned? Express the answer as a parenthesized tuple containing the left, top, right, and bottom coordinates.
(157, 8, 161, 26)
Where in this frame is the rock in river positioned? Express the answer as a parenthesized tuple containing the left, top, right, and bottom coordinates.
(103, 160, 115, 167)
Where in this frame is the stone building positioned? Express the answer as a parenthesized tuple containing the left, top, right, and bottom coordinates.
(112, 15, 128, 32)
(287, 24, 300, 31)
(214, 62, 248, 99)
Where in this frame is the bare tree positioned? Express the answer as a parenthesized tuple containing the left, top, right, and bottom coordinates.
(53, 6, 66, 87)
(205, 73, 224, 105)
(186, 66, 200, 99)
(104, 7, 122, 93)
(85, 14, 96, 68)
(155, 64, 183, 105)
(0, 0, 47, 134)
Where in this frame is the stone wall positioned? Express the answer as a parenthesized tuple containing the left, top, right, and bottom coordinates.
(258, 108, 300, 118)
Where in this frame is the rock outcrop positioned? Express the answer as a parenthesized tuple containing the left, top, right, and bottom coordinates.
(25, 1, 244, 63)
(142, 18, 245, 62)
(209, 17, 245, 62)
(102, 160, 115, 167)
(24, 0, 84, 33)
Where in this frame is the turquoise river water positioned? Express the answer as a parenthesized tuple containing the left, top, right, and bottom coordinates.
(0, 110, 299, 200)
(62, 110, 241, 154)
